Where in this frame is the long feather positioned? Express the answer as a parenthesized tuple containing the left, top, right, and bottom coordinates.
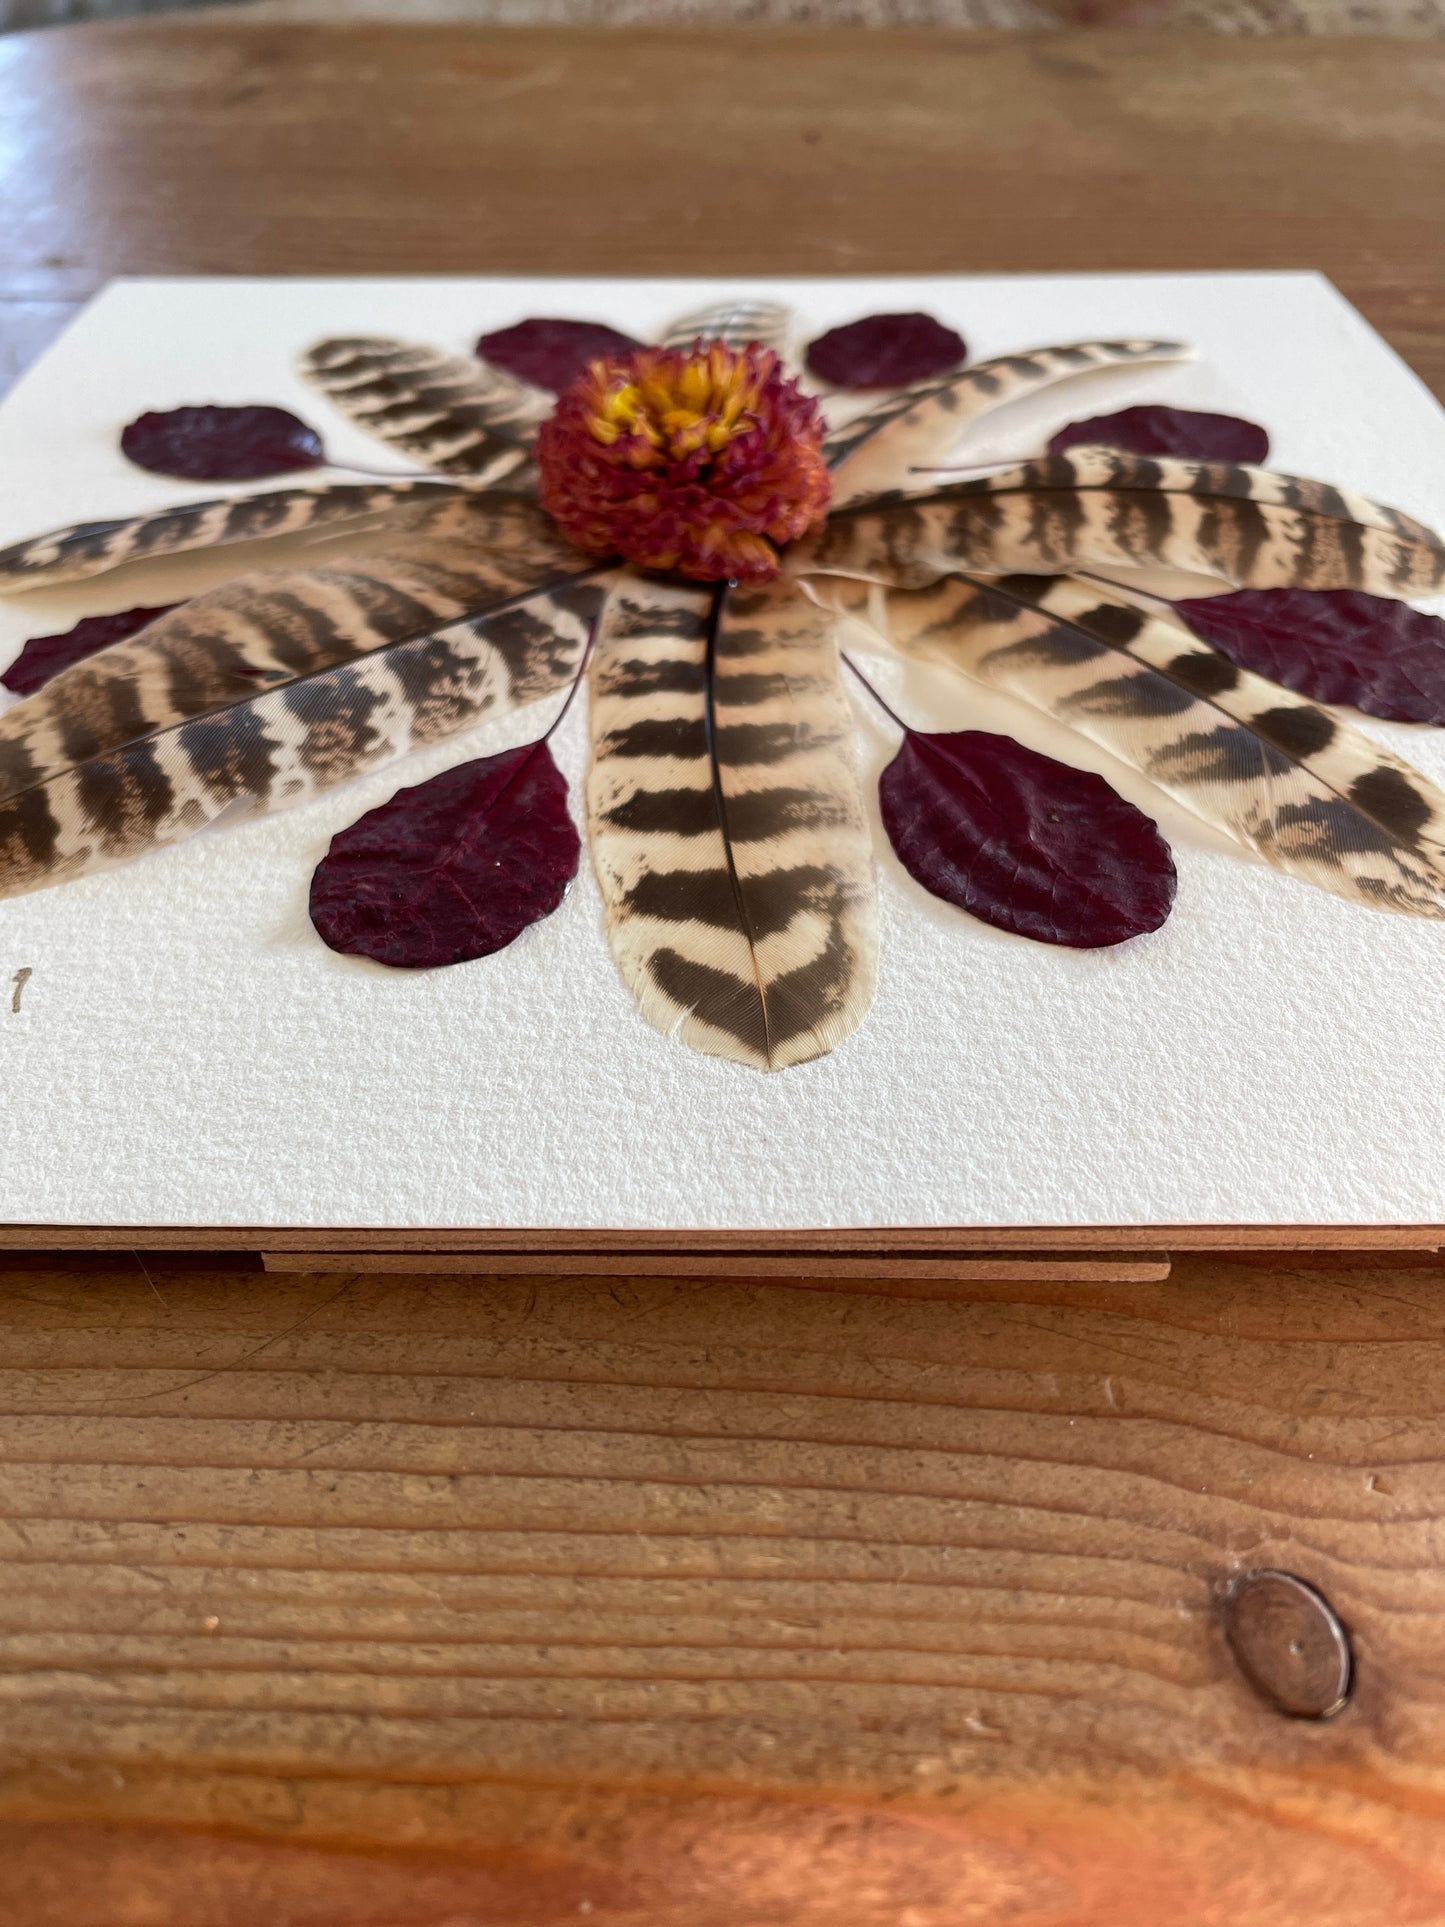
(0, 479, 471, 594)
(657, 299, 796, 364)
(0, 499, 604, 899)
(298, 336, 550, 477)
(794, 449, 1445, 598)
(587, 574, 876, 1070)
(824, 341, 1193, 506)
(827, 570, 1445, 918)
(947, 447, 1445, 545)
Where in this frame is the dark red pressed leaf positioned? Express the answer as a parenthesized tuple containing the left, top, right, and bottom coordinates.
(1174, 588, 1445, 725)
(476, 318, 644, 394)
(1047, 403, 1269, 465)
(806, 312, 967, 388)
(309, 742, 579, 969)
(1, 604, 181, 698)
(121, 405, 326, 480)
(879, 729, 1176, 948)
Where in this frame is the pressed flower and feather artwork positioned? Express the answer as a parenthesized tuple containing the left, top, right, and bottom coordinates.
(3, 275, 1445, 1232)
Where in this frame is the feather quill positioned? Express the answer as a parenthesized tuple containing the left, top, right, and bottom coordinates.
(794, 449, 1445, 598)
(298, 336, 550, 477)
(587, 574, 876, 1070)
(826, 570, 1445, 918)
(0, 498, 605, 899)
(824, 340, 1194, 506)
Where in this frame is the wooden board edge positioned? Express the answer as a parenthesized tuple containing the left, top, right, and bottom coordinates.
(2, 1224, 1441, 1255)
(258, 1251, 1175, 1282)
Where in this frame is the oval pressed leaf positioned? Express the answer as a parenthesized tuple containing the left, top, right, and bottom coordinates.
(879, 728, 1176, 947)
(807, 312, 966, 389)
(1, 603, 181, 698)
(121, 405, 326, 481)
(310, 741, 580, 969)
(1174, 587, 1445, 725)
(1048, 403, 1269, 465)
(476, 318, 644, 394)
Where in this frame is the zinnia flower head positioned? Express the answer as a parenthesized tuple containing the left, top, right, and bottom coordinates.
(536, 339, 832, 584)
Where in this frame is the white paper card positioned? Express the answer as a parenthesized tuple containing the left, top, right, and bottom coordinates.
(2, 272, 1444, 1231)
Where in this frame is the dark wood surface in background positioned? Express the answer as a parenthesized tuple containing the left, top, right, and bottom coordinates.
(4, 20, 1445, 1922)
(2, 23, 1444, 398)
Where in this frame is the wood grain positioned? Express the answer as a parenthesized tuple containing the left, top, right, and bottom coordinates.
(0, 24, 1443, 397)
(5, 1259, 1445, 1922)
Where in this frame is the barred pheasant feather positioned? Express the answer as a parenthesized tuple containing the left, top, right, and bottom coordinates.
(2, 297, 1444, 1071)
(588, 575, 876, 1070)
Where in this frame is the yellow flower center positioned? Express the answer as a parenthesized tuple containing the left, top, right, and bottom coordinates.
(535, 339, 832, 584)
(585, 344, 765, 467)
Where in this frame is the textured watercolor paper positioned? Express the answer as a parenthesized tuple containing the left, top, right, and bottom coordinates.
(2, 272, 1444, 1231)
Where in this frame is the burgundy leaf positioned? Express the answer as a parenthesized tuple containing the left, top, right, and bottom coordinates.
(806, 312, 967, 389)
(476, 318, 644, 394)
(309, 742, 579, 969)
(121, 405, 326, 480)
(1047, 403, 1269, 465)
(879, 729, 1176, 948)
(2, 604, 181, 698)
(1174, 588, 1445, 725)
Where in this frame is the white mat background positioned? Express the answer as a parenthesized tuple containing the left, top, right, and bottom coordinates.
(2, 271, 1443, 1230)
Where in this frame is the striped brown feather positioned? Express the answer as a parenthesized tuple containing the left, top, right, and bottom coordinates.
(0, 479, 472, 594)
(794, 450, 1445, 598)
(824, 340, 1193, 506)
(587, 575, 877, 1071)
(0, 499, 604, 900)
(299, 336, 550, 479)
(825, 570, 1445, 919)
(657, 299, 797, 365)
(947, 447, 1445, 546)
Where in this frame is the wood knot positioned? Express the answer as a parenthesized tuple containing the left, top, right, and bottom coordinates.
(1223, 1569, 1352, 1720)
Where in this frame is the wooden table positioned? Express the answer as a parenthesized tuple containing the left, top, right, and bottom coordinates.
(4, 21, 1445, 1922)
